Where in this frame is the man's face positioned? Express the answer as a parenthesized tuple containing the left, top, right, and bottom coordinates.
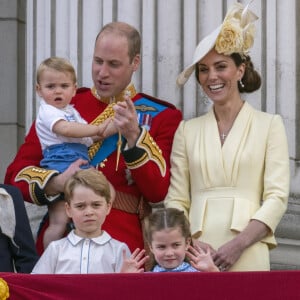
(92, 32, 140, 99)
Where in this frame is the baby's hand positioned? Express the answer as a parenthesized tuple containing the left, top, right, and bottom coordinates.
(97, 117, 117, 138)
(120, 248, 149, 273)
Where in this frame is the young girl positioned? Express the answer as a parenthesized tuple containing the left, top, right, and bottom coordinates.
(143, 208, 219, 272)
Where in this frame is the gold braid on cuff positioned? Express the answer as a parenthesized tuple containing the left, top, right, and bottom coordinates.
(16, 166, 59, 189)
(16, 166, 60, 205)
(126, 127, 166, 177)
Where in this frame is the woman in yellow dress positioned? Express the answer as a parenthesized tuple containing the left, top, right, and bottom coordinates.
(164, 2, 290, 271)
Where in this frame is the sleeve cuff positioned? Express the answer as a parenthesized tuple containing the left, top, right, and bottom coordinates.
(31, 182, 63, 205)
(16, 166, 62, 205)
(122, 127, 166, 176)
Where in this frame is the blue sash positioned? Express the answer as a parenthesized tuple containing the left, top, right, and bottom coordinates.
(90, 97, 168, 166)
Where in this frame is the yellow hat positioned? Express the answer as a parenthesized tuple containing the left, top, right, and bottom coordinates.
(177, 1, 258, 86)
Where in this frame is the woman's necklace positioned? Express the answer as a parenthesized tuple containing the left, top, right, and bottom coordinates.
(216, 101, 244, 143)
(220, 132, 227, 141)
(218, 123, 233, 143)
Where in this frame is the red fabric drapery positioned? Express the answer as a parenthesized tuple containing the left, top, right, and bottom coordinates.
(0, 271, 299, 300)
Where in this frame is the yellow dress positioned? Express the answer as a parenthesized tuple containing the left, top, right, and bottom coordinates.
(165, 102, 290, 271)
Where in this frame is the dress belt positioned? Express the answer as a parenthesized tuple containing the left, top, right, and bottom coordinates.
(198, 187, 259, 200)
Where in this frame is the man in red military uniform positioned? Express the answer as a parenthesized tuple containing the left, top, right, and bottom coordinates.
(5, 21, 182, 254)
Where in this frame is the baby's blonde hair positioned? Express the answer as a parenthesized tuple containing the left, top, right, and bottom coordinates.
(36, 57, 77, 84)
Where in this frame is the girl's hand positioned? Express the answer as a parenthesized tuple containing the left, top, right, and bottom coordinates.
(120, 248, 149, 273)
(186, 245, 219, 272)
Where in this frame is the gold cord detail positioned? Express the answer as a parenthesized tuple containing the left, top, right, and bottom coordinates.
(88, 83, 137, 162)
(88, 103, 116, 160)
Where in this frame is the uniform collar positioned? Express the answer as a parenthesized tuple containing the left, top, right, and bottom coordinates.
(91, 82, 137, 104)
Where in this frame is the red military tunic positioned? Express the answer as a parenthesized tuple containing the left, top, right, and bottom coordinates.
(5, 84, 182, 254)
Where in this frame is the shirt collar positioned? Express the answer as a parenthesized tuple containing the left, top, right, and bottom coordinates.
(153, 262, 192, 272)
(67, 230, 112, 246)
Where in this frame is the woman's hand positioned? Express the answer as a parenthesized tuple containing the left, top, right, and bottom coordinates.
(213, 220, 270, 271)
(192, 238, 217, 257)
(212, 239, 244, 272)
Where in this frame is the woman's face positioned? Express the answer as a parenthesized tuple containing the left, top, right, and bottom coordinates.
(197, 49, 244, 104)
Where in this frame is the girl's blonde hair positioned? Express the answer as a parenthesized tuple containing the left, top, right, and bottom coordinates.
(144, 207, 191, 244)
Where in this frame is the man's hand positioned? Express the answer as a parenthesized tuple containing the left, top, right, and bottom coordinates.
(44, 159, 89, 195)
(113, 96, 141, 148)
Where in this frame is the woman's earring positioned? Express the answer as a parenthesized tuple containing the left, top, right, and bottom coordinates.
(239, 79, 244, 88)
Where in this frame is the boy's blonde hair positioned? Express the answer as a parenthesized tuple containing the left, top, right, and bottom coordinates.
(64, 169, 111, 204)
(36, 57, 77, 84)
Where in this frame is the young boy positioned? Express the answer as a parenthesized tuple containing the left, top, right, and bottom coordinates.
(35, 57, 113, 249)
(31, 168, 148, 274)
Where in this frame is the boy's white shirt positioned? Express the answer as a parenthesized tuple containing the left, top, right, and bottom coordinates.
(36, 99, 93, 150)
(31, 230, 131, 274)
